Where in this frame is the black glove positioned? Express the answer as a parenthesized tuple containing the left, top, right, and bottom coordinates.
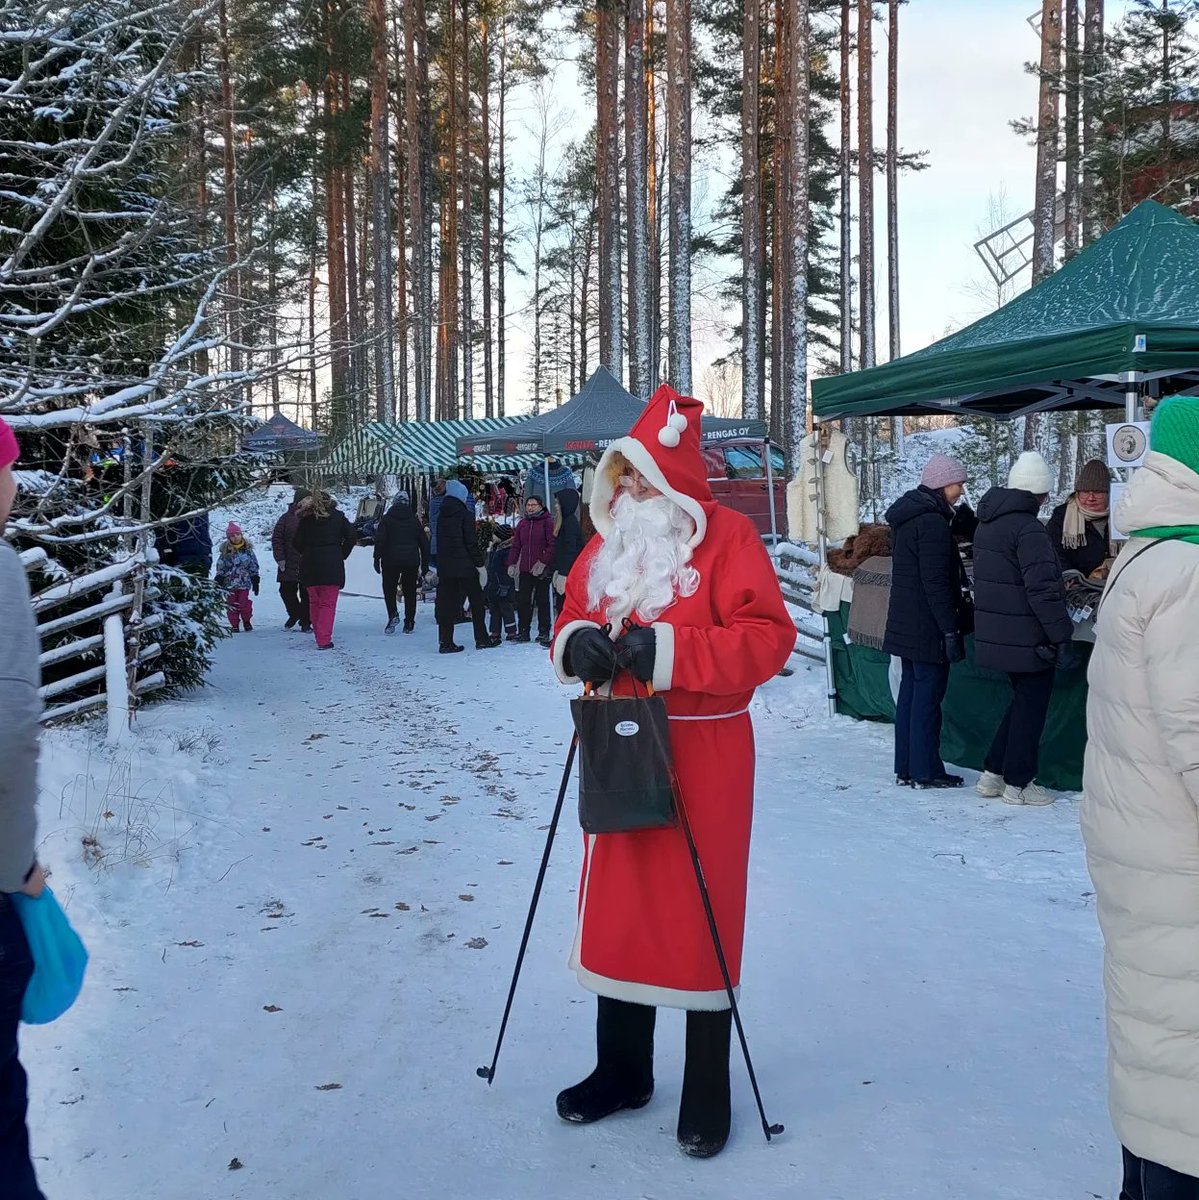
(618, 624, 657, 684)
(943, 632, 965, 664)
(374, 560, 381, 575)
(564, 626, 618, 685)
(1053, 641, 1079, 672)
(251, 577, 260, 596)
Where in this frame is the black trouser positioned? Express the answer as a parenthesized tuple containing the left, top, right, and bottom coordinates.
(381, 563, 419, 625)
(1122, 1148, 1199, 1200)
(0, 896, 44, 1199)
(517, 572, 552, 638)
(489, 597, 517, 639)
(894, 659, 950, 782)
(436, 574, 489, 647)
(278, 581, 310, 627)
(984, 667, 1055, 789)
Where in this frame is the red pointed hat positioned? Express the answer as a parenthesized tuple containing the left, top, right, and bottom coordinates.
(589, 384, 713, 547)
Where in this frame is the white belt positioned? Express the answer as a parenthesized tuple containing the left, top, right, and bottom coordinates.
(668, 707, 750, 723)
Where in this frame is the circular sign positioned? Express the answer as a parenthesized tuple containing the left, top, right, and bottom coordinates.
(1111, 424, 1148, 464)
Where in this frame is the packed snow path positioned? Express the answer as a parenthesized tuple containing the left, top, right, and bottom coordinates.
(27, 544, 1116, 1199)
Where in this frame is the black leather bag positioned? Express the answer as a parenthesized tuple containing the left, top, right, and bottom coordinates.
(570, 685, 676, 835)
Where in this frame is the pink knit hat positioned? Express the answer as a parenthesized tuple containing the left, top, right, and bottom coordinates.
(0, 417, 19, 470)
(226, 521, 242, 539)
(921, 454, 967, 490)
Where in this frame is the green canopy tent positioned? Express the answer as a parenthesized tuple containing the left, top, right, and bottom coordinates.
(321, 416, 587, 484)
(812, 200, 1199, 426)
(805, 201, 1199, 788)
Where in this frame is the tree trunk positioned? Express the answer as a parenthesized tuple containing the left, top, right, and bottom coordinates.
(344, 151, 365, 426)
(741, 0, 764, 420)
(581, 190, 596, 390)
(309, 87, 320, 429)
(497, 8, 507, 415)
(647, 0, 661, 388)
(1063, 0, 1081, 260)
(395, 101, 410, 423)
(886, 0, 902, 453)
(1032, 0, 1062, 286)
(460, 0, 474, 419)
(769, 0, 783, 447)
(1028, 0, 1061, 451)
(404, 0, 431, 420)
(369, 0, 396, 422)
(324, 49, 350, 437)
(1081, 0, 1104, 245)
(218, 0, 241, 383)
(446, 0, 460, 419)
(480, 12, 494, 418)
(597, 0, 624, 379)
(857, 0, 875, 372)
(666, 0, 691, 393)
(839, 0, 852, 375)
(626, 0, 651, 398)
(780, 0, 810, 463)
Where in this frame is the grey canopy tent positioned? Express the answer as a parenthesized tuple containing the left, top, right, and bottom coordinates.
(454, 366, 769, 456)
(455, 367, 775, 533)
(242, 412, 323, 454)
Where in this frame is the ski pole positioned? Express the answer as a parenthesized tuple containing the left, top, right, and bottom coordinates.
(477, 730, 579, 1086)
(674, 784, 784, 1144)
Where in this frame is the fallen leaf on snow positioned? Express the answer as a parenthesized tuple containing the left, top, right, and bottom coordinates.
(395, 902, 410, 911)
(263, 1005, 282, 1013)
(466, 938, 488, 950)
(228, 1158, 244, 1171)
(315, 1083, 342, 1091)
(458, 894, 474, 902)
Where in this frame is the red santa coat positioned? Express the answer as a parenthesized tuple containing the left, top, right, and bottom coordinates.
(550, 386, 795, 1010)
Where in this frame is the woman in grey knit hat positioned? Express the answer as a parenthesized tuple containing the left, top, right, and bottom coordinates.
(1046, 458, 1112, 578)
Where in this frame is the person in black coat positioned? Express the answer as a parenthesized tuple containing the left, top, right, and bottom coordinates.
(434, 480, 493, 653)
(295, 492, 357, 650)
(883, 455, 972, 789)
(972, 451, 1075, 806)
(551, 487, 584, 620)
(1045, 458, 1112, 578)
(374, 491, 430, 635)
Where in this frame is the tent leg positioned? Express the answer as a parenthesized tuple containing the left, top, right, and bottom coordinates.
(1126, 372, 1141, 485)
(764, 437, 778, 545)
(544, 457, 551, 509)
(814, 421, 836, 720)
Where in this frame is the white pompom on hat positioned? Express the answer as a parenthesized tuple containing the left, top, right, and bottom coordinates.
(1007, 450, 1054, 496)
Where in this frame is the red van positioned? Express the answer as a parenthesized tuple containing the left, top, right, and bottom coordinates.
(700, 440, 787, 540)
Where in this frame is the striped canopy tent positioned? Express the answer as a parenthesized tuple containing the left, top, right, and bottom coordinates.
(321, 417, 576, 478)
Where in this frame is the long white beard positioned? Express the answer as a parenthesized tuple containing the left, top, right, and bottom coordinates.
(587, 493, 701, 628)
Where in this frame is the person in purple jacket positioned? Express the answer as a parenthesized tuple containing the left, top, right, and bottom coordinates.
(508, 494, 556, 645)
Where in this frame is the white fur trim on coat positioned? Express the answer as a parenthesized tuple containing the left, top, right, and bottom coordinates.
(551, 619, 602, 684)
(650, 621, 675, 692)
(589, 438, 708, 549)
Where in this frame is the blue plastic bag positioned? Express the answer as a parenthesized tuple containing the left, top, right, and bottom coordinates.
(11, 886, 89, 1025)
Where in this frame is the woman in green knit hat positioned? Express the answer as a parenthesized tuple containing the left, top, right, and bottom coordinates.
(1081, 393, 1199, 1200)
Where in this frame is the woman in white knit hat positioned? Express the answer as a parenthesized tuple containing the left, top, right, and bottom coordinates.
(971, 451, 1074, 806)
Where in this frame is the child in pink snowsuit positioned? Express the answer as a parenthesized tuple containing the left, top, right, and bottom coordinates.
(214, 522, 260, 632)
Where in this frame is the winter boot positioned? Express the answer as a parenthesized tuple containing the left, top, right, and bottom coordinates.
(510, 631, 532, 644)
(677, 1009, 732, 1159)
(535, 633, 553, 648)
(475, 638, 499, 650)
(284, 616, 298, 631)
(243, 620, 253, 632)
(914, 773, 963, 790)
(439, 643, 465, 655)
(556, 997, 656, 1125)
(385, 616, 400, 635)
(403, 620, 414, 634)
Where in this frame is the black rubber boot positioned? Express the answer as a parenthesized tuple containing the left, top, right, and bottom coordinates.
(556, 997, 656, 1124)
(677, 1009, 732, 1158)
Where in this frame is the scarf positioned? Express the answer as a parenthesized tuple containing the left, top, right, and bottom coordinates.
(1062, 495, 1109, 550)
(1129, 524, 1199, 546)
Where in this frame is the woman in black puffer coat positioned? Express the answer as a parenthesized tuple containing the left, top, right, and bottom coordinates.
(883, 455, 971, 790)
(295, 491, 357, 650)
(434, 480, 493, 653)
(972, 451, 1074, 806)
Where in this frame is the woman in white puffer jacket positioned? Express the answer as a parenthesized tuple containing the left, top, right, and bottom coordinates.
(1082, 394, 1199, 1200)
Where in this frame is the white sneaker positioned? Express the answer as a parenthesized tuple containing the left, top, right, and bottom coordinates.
(1002, 782, 1054, 807)
(976, 770, 1005, 798)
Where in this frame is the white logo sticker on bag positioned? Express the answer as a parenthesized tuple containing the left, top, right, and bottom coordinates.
(614, 721, 639, 737)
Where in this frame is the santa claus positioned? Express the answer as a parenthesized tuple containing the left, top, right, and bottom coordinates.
(550, 384, 795, 1158)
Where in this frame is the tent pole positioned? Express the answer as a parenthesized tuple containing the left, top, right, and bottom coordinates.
(814, 418, 836, 719)
(544, 456, 551, 509)
(1126, 371, 1140, 483)
(764, 437, 779, 545)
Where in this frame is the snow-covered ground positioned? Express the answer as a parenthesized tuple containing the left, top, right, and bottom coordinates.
(24, 490, 1118, 1200)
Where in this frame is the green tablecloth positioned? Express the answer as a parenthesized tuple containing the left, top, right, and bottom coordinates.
(826, 604, 1089, 792)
